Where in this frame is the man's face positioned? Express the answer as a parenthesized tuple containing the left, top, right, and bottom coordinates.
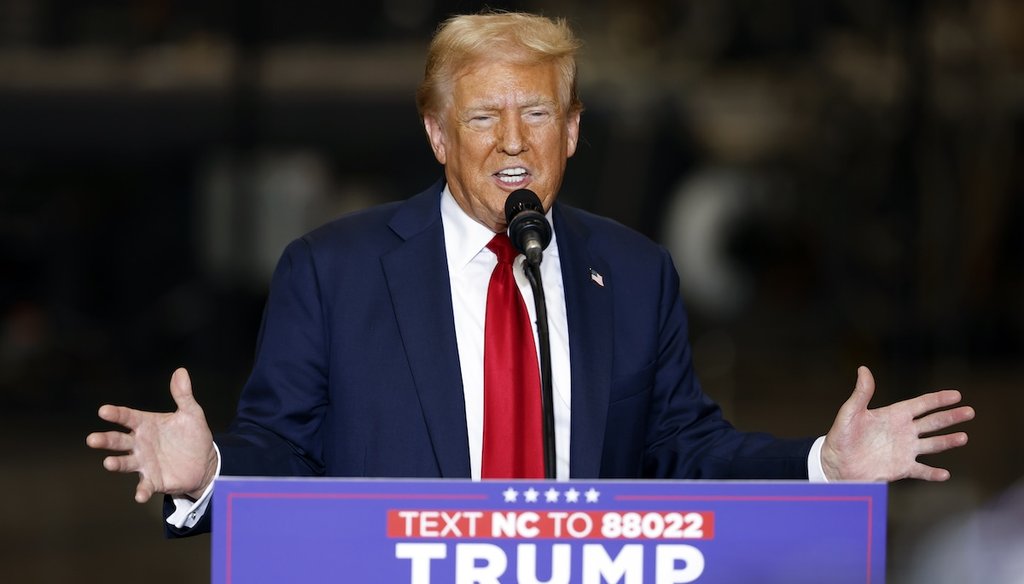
(423, 59, 581, 232)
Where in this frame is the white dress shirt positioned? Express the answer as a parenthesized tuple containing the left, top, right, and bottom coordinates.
(168, 185, 825, 529)
(440, 185, 572, 480)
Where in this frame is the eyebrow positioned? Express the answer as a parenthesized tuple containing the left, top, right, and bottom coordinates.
(462, 97, 559, 114)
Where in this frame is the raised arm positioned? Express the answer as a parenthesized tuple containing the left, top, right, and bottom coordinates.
(86, 368, 218, 502)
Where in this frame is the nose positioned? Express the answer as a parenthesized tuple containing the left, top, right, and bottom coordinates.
(497, 116, 527, 155)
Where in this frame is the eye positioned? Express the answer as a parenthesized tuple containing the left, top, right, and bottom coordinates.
(524, 109, 552, 124)
(465, 114, 496, 130)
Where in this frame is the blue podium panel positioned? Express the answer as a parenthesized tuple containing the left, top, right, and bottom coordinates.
(213, 478, 885, 584)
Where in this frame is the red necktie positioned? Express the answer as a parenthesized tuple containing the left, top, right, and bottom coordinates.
(481, 233, 544, 479)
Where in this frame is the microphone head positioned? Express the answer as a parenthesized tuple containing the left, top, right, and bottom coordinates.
(504, 189, 544, 225)
(505, 189, 552, 265)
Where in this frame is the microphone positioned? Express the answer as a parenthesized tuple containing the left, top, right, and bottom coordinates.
(504, 188, 556, 478)
(504, 189, 552, 267)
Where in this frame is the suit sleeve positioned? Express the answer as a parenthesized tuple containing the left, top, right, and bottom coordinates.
(642, 246, 815, 479)
(162, 237, 330, 537)
(217, 236, 331, 478)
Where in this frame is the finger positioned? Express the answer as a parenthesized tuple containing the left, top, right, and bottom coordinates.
(86, 431, 134, 452)
(915, 405, 976, 434)
(135, 478, 154, 504)
(97, 404, 141, 429)
(906, 389, 964, 417)
(907, 462, 951, 482)
(103, 453, 138, 474)
(917, 432, 969, 455)
(169, 367, 198, 412)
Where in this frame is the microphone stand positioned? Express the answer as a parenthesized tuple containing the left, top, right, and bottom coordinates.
(524, 260, 556, 480)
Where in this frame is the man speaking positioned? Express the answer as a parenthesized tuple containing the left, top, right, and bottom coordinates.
(87, 12, 974, 536)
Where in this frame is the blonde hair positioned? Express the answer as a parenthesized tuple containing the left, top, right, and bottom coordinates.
(416, 12, 583, 119)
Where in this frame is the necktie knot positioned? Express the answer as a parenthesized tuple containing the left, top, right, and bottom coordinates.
(487, 233, 519, 265)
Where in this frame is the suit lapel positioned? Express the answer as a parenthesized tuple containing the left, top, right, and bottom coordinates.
(381, 184, 471, 478)
(378, 192, 615, 479)
(554, 205, 614, 478)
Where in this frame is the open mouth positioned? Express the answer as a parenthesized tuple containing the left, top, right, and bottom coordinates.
(494, 167, 530, 186)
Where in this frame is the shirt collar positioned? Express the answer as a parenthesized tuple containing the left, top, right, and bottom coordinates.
(440, 183, 558, 270)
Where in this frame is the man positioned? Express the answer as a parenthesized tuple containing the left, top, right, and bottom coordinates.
(86, 12, 974, 536)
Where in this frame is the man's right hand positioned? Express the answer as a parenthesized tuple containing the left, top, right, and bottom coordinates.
(86, 368, 218, 503)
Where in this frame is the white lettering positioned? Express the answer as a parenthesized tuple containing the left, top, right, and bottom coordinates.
(398, 511, 419, 537)
(517, 543, 572, 584)
(548, 512, 568, 537)
(456, 543, 507, 584)
(420, 511, 441, 536)
(582, 544, 643, 584)
(395, 543, 447, 584)
(490, 512, 540, 538)
(655, 545, 705, 583)
(491, 512, 517, 538)
(566, 513, 594, 538)
(463, 511, 484, 537)
(440, 512, 463, 537)
(518, 512, 541, 538)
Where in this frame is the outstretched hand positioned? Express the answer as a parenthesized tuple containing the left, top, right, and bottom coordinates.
(86, 368, 218, 503)
(821, 366, 975, 482)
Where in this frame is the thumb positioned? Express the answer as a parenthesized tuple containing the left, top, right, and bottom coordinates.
(845, 365, 875, 412)
(169, 367, 199, 412)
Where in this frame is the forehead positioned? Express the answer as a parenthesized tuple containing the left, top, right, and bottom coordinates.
(450, 59, 562, 108)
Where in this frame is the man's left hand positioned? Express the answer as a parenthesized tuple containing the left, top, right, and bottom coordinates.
(820, 366, 975, 482)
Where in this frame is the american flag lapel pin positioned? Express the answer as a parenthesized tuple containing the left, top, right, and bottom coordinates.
(589, 268, 605, 287)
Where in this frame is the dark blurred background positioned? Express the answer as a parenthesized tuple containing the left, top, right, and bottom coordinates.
(1, 0, 1021, 582)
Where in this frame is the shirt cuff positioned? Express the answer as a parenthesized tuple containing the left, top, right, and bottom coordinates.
(166, 443, 222, 529)
(806, 435, 829, 483)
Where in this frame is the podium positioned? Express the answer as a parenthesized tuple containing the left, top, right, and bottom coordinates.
(213, 478, 885, 583)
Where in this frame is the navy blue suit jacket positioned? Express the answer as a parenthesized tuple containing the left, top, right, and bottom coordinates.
(168, 181, 814, 535)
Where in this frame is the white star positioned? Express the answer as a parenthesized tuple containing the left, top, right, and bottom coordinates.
(544, 488, 560, 503)
(564, 488, 580, 503)
(584, 488, 600, 503)
(524, 488, 539, 503)
(502, 487, 519, 503)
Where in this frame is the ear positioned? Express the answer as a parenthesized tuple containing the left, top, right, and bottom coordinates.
(565, 111, 581, 158)
(423, 115, 447, 165)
